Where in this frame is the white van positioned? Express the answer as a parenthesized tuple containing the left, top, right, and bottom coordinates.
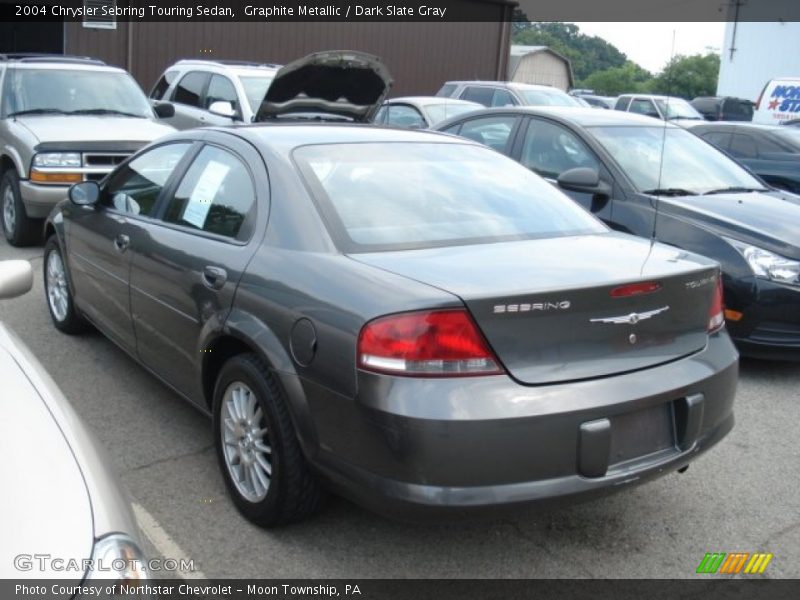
(753, 77, 800, 124)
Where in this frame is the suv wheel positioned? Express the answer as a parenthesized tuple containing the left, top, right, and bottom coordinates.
(213, 353, 325, 527)
(43, 236, 86, 334)
(2, 170, 40, 246)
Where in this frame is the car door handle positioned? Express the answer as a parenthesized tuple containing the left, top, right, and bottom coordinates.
(202, 266, 227, 290)
(114, 234, 130, 253)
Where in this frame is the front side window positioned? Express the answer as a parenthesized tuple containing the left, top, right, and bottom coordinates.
(205, 75, 239, 114)
(424, 103, 480, 125)
(173, 72, 209, 108)
(437, 83, 457, 98)
(384, 105, 426, 129)
(492, 89, 516, 107)
(729, 134, 757, 158)
(104, 143, 192, 216)
(521, 120, 601, 179)
(294, 142, 605, 252)
(163, 146, 255, 240)
(3, 68, 153, 118)
(239, 75, 274, 114)
(589, 126, 765, 195)
(458, 116, 517, 153)
(654, 98, 703, 120)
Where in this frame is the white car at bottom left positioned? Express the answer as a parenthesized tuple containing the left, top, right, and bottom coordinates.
(0, 260, 149, 584)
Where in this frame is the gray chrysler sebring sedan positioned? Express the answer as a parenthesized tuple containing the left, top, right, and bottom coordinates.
(43, 53, 737, 526)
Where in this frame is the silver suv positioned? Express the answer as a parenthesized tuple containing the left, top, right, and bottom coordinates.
(150, 60, 281, 130)
(0, 54, 175, 246)
(436, 80, 582, 108)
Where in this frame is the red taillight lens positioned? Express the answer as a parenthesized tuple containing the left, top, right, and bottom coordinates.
(610, 281, 661, 298)
(708, 276, 725, 332)
(357, 309, 503, 377)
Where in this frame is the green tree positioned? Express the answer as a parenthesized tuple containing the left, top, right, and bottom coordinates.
(582, 61, 654, 96)
(512, 22, 627, 82)
(651, 53, 720, 99)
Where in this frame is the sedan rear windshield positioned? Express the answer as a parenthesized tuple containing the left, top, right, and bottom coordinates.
(294, 142, 606, 252)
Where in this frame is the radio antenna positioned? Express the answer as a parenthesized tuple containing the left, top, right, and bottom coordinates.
(652, 29, 677, 241)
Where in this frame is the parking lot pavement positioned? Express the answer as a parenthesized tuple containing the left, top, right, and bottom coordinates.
(1, 235, 798, 579)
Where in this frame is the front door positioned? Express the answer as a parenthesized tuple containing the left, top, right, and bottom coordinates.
(66, 142, 193, 352)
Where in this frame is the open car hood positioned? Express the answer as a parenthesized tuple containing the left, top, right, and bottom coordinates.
(255, 50, 393, 122)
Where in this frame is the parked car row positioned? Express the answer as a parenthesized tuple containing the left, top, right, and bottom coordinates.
(2, 50, 795, 535)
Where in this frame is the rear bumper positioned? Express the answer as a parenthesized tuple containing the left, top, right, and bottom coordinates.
(19, 181, 70, 219)
(725, 275, 800, 360)
(303, 331, 739, 520)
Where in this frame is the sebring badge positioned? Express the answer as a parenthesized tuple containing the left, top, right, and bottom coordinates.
(590, 306, 670, 325)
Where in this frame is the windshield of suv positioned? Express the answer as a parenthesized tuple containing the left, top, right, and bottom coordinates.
(521, 90, 579, 107)
(294, 142, 605, 252)
(240, 75, 275, 114)
(3, 68, 153, 118)
(590, 126, 765, 195)
(654, 98, 703, 120)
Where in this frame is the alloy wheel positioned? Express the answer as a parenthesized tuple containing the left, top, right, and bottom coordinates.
(220, 381, 273, 502)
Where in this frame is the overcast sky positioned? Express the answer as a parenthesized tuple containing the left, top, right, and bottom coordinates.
(571, 22, 727, 73)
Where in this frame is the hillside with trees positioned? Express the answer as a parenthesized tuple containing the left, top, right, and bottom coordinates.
(511, 20, 719, 98)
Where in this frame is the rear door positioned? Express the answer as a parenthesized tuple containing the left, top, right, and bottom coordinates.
(66, 142, 193, 353)
(127, 134, 267, 404)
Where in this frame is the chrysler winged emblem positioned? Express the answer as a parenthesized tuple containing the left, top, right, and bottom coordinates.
(590, 306, 670, 325)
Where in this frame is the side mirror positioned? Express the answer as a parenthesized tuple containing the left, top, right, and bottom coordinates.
(69, 181, 100, 207)
(557, 168, 611, 197)
(153, 102, 175, 119)
(209, 101, 236, 119)
(0, 260, 33, 299)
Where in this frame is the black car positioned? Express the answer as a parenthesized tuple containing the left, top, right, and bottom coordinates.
(40, 57, 738, 526)
(690, 96, 754, 122)
(686, 121, 800, 194)
(436, 107, 800, 359)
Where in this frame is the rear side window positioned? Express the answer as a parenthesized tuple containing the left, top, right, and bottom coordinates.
(701, 132, 732, 150)
(723, 99, 754, 120)
(729, 134, 757, 158)
(458, 116, 517, 153)
(163, 145, 255, 240)
(150, 70, 177, 100)
(173, 71, 209, 107)
(460, 86, 494, 107)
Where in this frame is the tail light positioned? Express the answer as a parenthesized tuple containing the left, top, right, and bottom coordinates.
(357, 309, 503, 377)
(708, 276, 725, 332)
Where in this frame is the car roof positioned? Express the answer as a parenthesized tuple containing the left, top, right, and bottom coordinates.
(437, 106, 681, 128)
(618, 94, 686, 101)
(172, 59, 280, 75)
(4, 62, 126, 73)
(444, 80, 565, 92)
(386, 96, 479, 106)
(684, 121, 782, 132)
(209, 122, 470, 153)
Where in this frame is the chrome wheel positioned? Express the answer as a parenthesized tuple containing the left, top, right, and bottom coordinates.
(220, 381, 272, 503)
(2, 184, 15, 236)
(46, 250, 69, 322)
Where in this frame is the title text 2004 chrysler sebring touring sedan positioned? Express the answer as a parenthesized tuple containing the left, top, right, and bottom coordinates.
(43, 125, 738, 526)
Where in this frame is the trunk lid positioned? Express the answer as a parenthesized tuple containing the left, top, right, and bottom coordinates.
(351, 233, 720, 384)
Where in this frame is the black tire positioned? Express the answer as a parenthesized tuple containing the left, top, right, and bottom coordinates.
(1, 170, 41, 247)
(213, 353, 325, 526)
(43, 236, 87, 334)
